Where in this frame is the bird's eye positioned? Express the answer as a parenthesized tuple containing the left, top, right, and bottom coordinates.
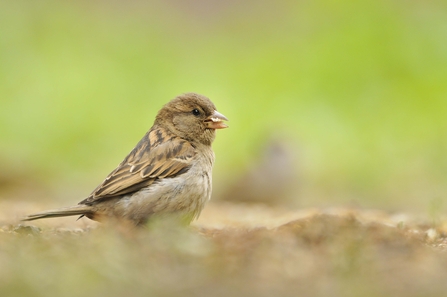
(192, 109, 201, 116)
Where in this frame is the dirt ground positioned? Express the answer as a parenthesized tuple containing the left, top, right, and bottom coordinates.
(1, 201, 447, 297)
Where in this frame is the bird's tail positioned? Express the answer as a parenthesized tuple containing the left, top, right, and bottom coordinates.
(22, 205, 93, 221)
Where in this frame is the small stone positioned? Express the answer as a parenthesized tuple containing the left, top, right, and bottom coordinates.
(13, 224, 41, 235)
(1, 224, 13, 232)
(426, 228, 438, 242)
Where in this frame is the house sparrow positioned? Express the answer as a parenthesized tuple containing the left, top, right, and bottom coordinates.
(23, 93, 228, 226)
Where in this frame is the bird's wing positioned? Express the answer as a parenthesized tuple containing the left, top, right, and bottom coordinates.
(80, 127, 196, 205)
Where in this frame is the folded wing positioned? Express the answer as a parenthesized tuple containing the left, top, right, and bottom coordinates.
(80, 126, 196, 205)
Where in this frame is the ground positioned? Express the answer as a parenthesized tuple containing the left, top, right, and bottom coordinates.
(1, 201, 447, 297)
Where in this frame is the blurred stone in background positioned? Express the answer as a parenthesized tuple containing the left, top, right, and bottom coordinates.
(218, 136, 299, 206)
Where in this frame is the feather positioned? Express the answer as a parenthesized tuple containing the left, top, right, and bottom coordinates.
(22, 205, 93, 221)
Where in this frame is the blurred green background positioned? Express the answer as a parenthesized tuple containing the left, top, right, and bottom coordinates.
(1, 0, 447, 214)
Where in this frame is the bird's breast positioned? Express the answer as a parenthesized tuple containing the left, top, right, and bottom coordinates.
(111, 147, 215, 224)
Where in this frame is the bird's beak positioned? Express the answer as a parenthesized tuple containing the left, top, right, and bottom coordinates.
(205, 110, 229, 129)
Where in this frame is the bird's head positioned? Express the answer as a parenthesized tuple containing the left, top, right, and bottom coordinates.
(155, 93, 228, 145)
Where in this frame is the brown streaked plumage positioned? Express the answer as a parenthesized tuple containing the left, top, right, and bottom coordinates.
(23, 93, 228, 226)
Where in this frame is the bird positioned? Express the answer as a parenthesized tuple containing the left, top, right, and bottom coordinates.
(23, 93, 228, 226)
